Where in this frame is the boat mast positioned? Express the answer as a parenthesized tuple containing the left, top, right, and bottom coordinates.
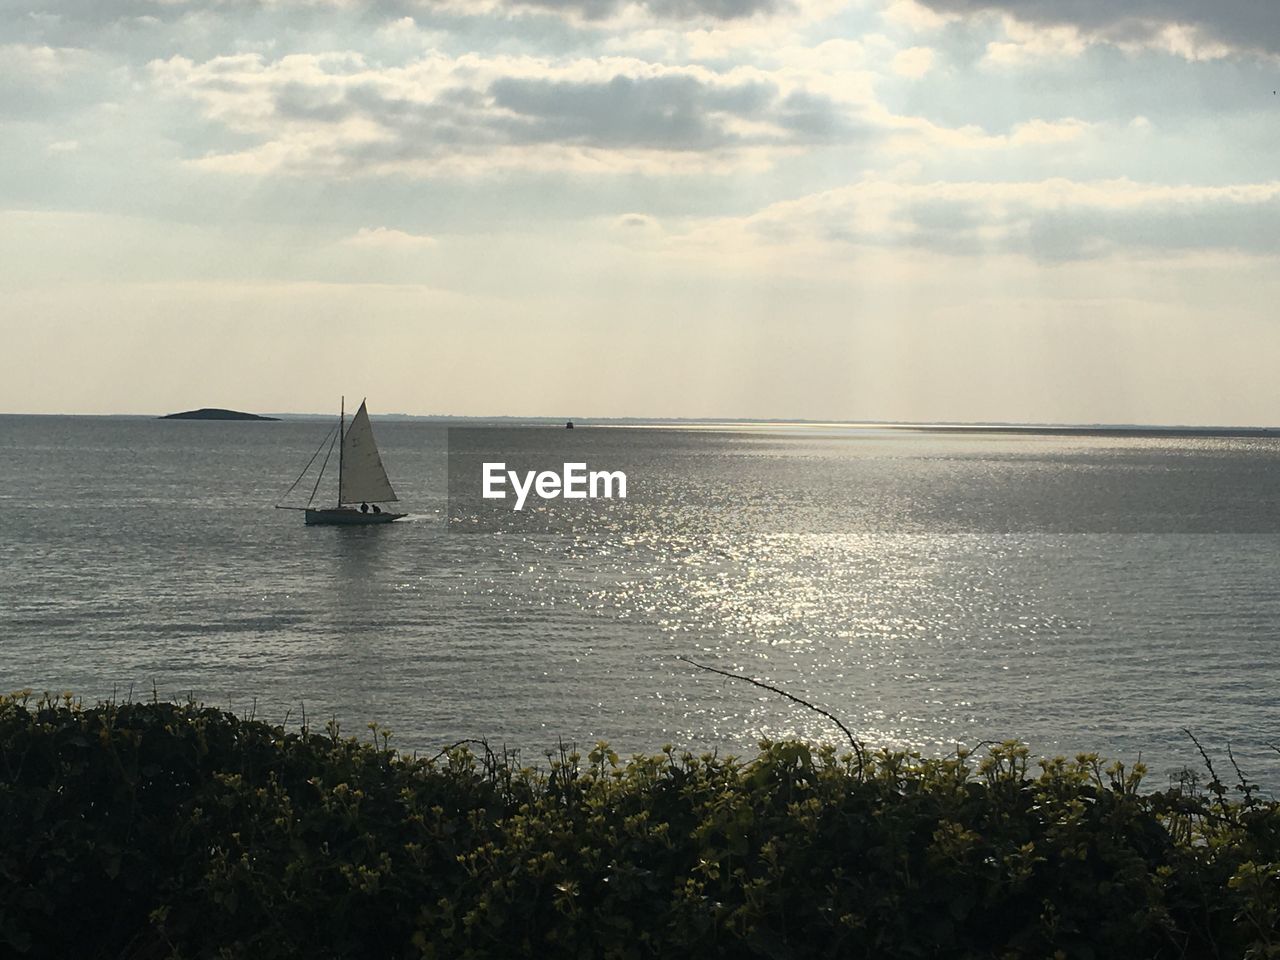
(337, 395, 344, 507)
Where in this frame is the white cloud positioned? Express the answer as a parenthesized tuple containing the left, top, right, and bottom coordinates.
(343, 226, 439, 247)
(884, 114, 1093, 154)
(148, 50, 876, 177)
(1135, 23, 1236, 63)
(982, 18, 1088, 67)
(881, 0, 953, 31)
(978, 15, 1238, 67)
(891, 45, 934, 78)
(668, 177, 1280, 263)
(1005, 118, 1089, 145)
(0, 43, 94, 79)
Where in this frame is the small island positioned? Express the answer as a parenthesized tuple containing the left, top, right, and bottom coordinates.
(160, 408, 280, 421)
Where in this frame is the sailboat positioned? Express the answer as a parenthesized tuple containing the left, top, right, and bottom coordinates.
(278, 397, 406, 525)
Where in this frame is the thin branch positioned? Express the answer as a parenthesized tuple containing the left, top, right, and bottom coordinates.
(1225, 742, 1258, 806)
(679, 656, 863, 761)
(1182, 728, 1226, 802)
(427, 738, 494, 765)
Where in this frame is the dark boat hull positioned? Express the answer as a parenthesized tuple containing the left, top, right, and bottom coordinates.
(305, 508, 404, 525)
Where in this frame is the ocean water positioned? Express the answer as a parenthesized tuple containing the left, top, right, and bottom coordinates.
(2, 415, 1278, 788)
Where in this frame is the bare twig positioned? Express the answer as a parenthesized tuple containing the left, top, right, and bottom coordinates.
(679, 656, 863, 762)
(1182, 729, 1226, 803)
(427, 738, 495, 765)
(1225, 743, 1258, 807)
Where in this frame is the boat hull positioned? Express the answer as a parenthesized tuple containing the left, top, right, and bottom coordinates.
(305, 508, 405, 526)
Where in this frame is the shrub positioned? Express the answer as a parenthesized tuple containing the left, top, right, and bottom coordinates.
(1, 693, 1277, 959)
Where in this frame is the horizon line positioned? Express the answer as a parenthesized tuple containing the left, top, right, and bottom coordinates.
(2, 411, 1279, 435)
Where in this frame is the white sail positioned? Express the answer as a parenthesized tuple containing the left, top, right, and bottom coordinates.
(339, 400, 398, 503)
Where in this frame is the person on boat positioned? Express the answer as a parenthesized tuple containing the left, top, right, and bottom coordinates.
(360, 502, 369, 513)
(372, 504, 382, 514)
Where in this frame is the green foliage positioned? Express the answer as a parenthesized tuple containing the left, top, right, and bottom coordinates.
(2, 693, 1278, 959)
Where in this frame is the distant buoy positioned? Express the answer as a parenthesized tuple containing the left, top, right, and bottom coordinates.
(565, 421, 575, 429)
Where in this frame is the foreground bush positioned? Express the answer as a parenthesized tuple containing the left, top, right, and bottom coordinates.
(1, 694, 1278, 959)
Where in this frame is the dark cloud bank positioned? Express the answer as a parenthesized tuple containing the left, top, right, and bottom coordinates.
(918, 0, 1280, 56)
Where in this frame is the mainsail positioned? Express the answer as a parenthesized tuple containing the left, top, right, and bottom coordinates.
(339, 400, 398, 504)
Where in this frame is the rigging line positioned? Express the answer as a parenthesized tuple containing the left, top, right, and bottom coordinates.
(276, 424, 337, 508)
(307, 428, 340, 509)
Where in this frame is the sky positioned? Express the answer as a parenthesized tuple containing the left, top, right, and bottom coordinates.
(1, 0, 1277, 423)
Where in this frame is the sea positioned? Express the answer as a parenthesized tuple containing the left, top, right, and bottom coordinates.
(2, 414, 1278, 789)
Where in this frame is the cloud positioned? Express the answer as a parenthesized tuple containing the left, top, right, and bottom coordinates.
(607, 211, 664, 244)
(981, 19, 1088, 67)
(500, 0, 791, 21)
(343, 226, 438, 246)
(0, 42, 108, 118)
(891, 46, 935, 77)
(0, 42, 94, 79)
(912, 0, 1280, 58)
(674, 178, 1280, 263)
(616, 212, 657, 227)
(881, 0, 952, 31)
(11, 0, 802, 36)
(886, 115, 1093, 154)
(487, 72, 778, 149)
(1003, 117, 1089, 145)
(148, 51, 868, 176)
(147, 45, 1100, 178)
